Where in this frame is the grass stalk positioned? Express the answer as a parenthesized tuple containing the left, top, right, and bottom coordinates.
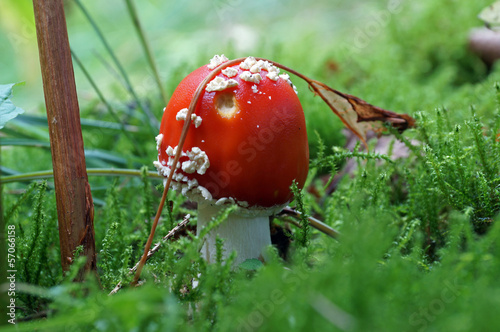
(73, 0, 160, 131)
(71, 49, 145, 158)
(124, 0, 169, 107)
(1, 168, 162, 184)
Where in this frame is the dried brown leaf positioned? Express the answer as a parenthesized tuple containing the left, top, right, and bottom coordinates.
(307, 80, 415, 146)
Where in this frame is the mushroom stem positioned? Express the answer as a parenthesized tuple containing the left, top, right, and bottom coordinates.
(197, 203, 271, 265)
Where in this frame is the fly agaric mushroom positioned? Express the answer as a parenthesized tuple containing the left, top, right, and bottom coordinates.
(154, 55, 309, 265)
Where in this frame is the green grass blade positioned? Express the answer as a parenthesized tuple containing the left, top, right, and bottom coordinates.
(3, 118, 50, 141)
(16, 114, 140, 132)
(84, 150, 128, 167)
(124, 0, 169, 107)
(0, 138, 50, 148)
(71, 49, 146, 158)
(0, 168, 162, 184)
(72, 0, 160, 131)
(1, 138, 133, 167)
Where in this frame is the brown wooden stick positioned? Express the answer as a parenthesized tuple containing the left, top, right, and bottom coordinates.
(32, 0, 96, 278)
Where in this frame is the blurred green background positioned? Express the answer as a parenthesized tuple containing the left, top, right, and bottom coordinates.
(2, 0, 361, 110)
(1, 0, 492, 169)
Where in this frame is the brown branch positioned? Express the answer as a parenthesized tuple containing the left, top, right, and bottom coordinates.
(113, 215, 190, 294)
(32, 0, 96, 278)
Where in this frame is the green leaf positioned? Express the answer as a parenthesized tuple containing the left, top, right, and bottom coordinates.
(479, 1, 500, 30)
(0, 83, 25, 129)
(0, 137, 50, 148)
(238, 259, 263, 271)
(17, 114, 140, 132)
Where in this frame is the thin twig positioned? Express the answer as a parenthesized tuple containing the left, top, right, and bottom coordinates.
(110, 215, 190, 295)
(135, 215, 191, 270)
(281, 207, 341, 239)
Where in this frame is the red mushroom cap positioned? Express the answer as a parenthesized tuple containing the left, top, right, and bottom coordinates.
(155, 56, 309, 210)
